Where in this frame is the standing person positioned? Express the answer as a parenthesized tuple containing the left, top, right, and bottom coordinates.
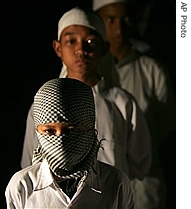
(21, 6, 151, 185)
(5, 78, 135, 208)
(92, 0, 176, 209)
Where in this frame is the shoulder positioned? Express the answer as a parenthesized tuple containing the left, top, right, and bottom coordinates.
(6, 163, 41, 192)
(97, 160, 130, 182)
(96, 161, 134, 198)
(136, 55, 167, 72)
(102, 86, 138, 118)
(135, 54, 159, 64)
(105, 86, 135, 103)
(105, 86, 138, 111)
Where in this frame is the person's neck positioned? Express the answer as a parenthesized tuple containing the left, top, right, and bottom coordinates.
(110, 44, 133, 63)
(67, 71, 101, 87)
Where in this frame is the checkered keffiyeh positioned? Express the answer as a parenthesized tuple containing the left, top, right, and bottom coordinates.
(32, 78, 100, 179)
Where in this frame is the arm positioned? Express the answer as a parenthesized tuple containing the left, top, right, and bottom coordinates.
(5, 176, 23, 209)
(153, 62, 176, 140)
(119, 171, 136, 209)
(20, 103, 39, 168)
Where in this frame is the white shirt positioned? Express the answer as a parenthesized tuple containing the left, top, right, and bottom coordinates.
(21, 78, 151, 180)
(6, 159, 135, 209)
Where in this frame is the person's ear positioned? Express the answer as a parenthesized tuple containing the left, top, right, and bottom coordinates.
(52, 40, 62, 58)
(101, 41, 110, 56)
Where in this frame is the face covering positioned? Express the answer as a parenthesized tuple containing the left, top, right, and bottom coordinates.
(32, 78, 100, 179)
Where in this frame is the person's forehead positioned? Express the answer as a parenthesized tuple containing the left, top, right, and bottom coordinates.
(99, 3, 128, 16)
(39, 122, 70, 127)
(61, 25, 101, 37)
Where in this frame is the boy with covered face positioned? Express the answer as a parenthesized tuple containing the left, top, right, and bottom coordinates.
(5, 78, 135, 208)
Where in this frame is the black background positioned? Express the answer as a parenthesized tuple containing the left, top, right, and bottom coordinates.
(0, 0, 176, 208)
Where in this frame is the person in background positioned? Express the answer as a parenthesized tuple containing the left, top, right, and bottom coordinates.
(91, 0, 176, 209)
(5, 78, 135, 208)
(21, 6, 151, 186)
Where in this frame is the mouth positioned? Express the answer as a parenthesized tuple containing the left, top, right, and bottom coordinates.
(75, 58, 89, 66)
(113, 36, 123, 43)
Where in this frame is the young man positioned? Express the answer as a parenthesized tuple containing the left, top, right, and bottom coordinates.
(21, 6, 151, 183)
(5, 78, 135, 208)
(92, 1, 176, 209)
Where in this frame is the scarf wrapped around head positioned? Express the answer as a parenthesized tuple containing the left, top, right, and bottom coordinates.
(32, 78, 100, 179)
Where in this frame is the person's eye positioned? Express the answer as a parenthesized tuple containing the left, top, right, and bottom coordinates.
(87, 39, 94, 45)
(44, 129, 56, 136)
(86, 39, 99, 48)
(105, 17, 113, 23)
(62, 127, 72, 135)
(43, 128, 76, 136)
(124, 17, 131, 25)
(66, 39, 76, 45)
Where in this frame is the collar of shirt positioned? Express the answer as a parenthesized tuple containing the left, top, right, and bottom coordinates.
(34, 159, 55, 191)
(59, 66, 107, 96)
(91, 77, 105, 95)
(116, 50, 139, 68)
(33, 159, 102, 194)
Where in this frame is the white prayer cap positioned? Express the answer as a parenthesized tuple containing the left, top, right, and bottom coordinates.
(57, 7, 106, 40)
(93, 0, 126, 11)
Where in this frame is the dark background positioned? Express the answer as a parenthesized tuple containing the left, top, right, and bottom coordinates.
(1, 0, 176, 208)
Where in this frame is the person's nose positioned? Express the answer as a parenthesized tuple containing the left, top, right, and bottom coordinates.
(55, 128, 63, 136)
(75, 41, 87, 56)
(56, 127, 73, 136)
(115, 19, 123, 35)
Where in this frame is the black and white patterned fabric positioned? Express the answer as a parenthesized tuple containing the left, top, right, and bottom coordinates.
(32, 78, 100, 179)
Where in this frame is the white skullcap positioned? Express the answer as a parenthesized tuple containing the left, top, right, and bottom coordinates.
(57, 7, 106, 40)
(93, 0, 126, 11)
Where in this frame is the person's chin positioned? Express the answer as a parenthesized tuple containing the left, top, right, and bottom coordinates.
(113, 43, 123, 49)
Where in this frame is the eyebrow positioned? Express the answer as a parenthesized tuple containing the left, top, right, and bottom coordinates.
(63, 31, 97, 37)
(41, 123, 70, 128)
(63, 31, 76, 36)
